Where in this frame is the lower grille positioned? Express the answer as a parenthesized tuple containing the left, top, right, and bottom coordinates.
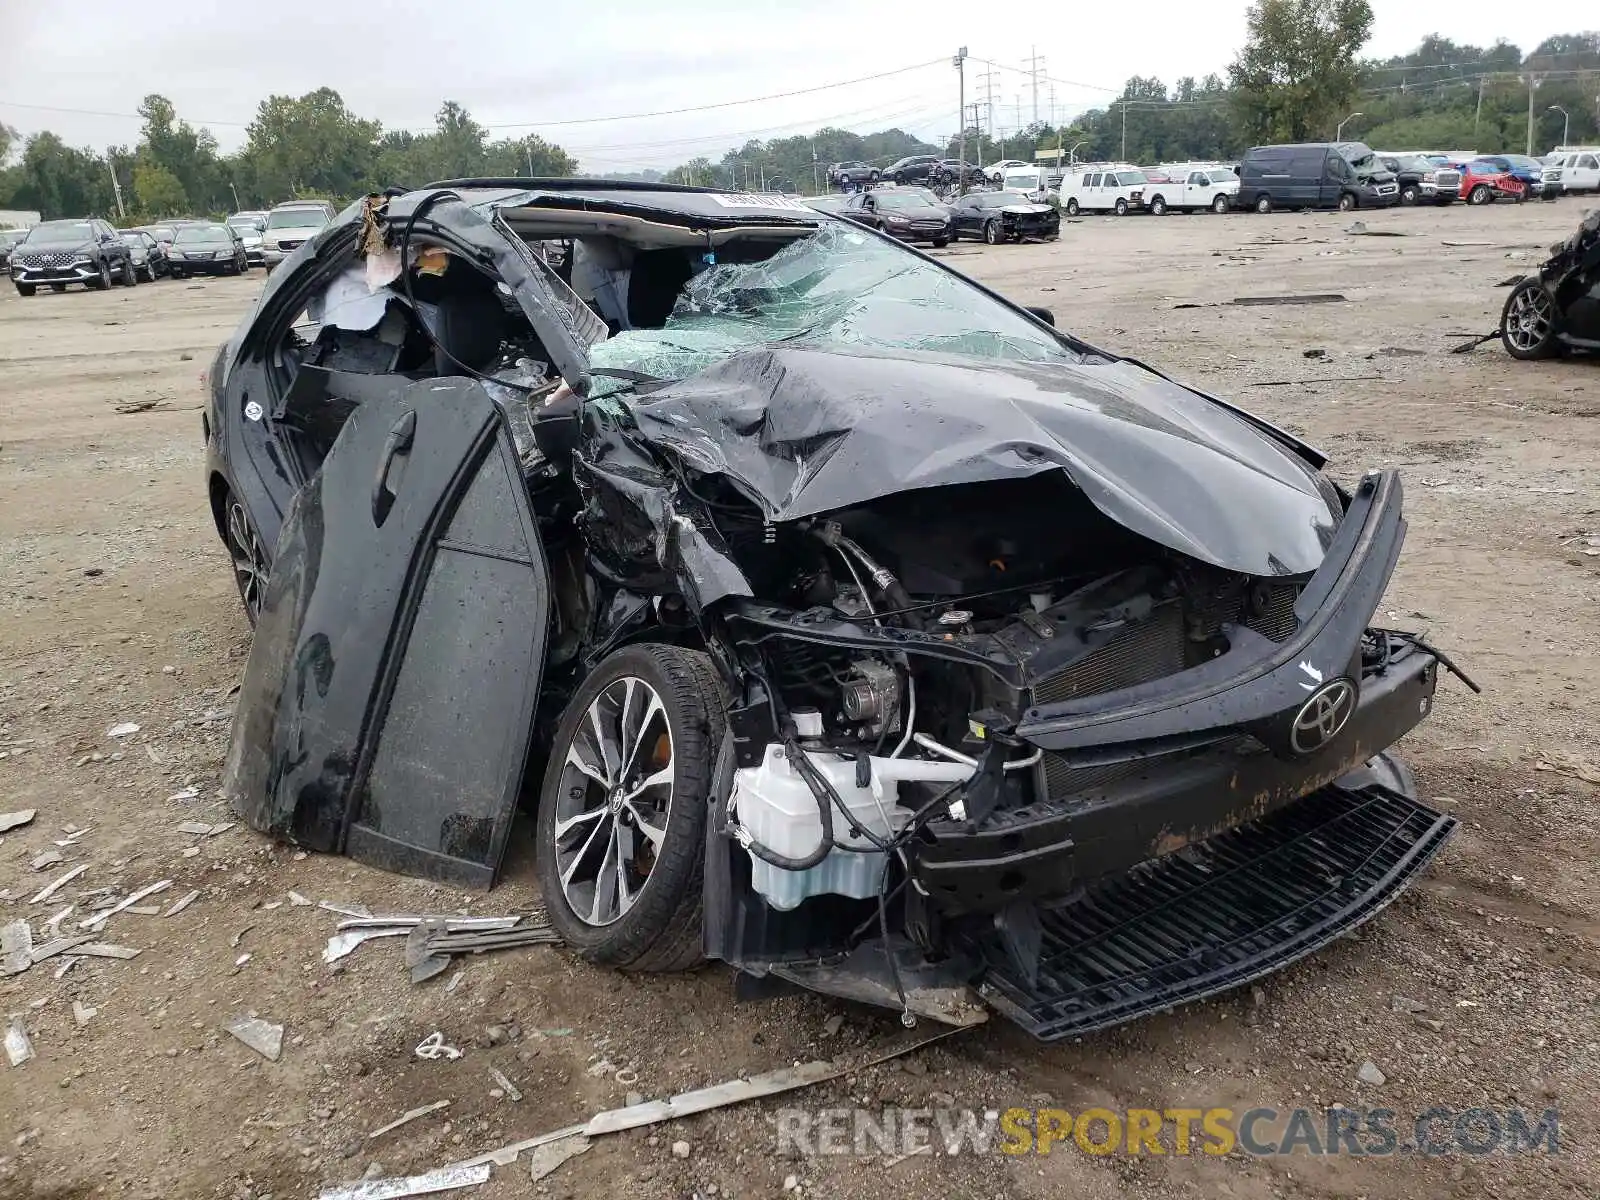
(962, 784, 1456, 1040)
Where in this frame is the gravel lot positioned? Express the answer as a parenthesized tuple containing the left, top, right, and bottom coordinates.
(1, 198, 1596, 1200)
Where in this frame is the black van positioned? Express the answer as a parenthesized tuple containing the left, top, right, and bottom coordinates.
(1238, 142, 1400, 213)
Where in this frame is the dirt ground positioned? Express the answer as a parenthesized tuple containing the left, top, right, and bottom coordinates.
(1, 198, 1597, 1200)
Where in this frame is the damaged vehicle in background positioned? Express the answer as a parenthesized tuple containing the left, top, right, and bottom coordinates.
(209, 180, 1469, 1040)
(1500, 207, 1600, 360)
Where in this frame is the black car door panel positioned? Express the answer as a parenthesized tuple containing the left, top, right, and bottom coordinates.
(224, 376, 550, 887)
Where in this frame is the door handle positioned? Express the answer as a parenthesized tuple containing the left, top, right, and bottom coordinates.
(370, 409, 417, 527)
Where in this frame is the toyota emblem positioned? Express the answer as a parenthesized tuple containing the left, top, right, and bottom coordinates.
(1290, 678, 1357, 755)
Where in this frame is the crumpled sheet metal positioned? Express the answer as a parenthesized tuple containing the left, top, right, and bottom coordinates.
(318, 1163, 490, 1200)
(617, 345, 1339, 578)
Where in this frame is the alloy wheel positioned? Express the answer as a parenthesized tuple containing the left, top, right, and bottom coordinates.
(553, 676, 675, 928)
(225, 498, 268, 621)
(1504, 284, 1554, 355)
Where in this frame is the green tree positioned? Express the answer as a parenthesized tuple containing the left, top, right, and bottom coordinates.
(1229, 0, 1375, 143)
(9, 132, 113, 218)
(243, 88, 381, 202)
(0, 121, 19, 165)
(132, 162, 188, 217)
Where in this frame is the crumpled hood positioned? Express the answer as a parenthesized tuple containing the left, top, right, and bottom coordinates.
(999, 203, 1054, 215)
(626, 345, 1339, 576)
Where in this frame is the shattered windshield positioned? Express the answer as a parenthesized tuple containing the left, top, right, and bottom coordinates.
(586, 222, 1079, 398)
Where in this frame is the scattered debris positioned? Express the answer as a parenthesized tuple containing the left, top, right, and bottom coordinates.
(526, 1134, 590, 1182)
(29, 935, 94, 965)
(1534, 756, 1600, 787)
(72, 1001, 96, 1026)
(822, 1013, 845, 1038)
(454, 1026, 967, 1171)
(670, 1140, 692, 1160)
(224, 1014, 285, 1061)
(79, 879, 171, 930)
(1390, 995, 1427, 1014)
(1496, 274, 1525, 287)
(289, 891, 313, 907)
(320, 900, 374, 918)
(1441, 239, 1493, 248)
(164, 890, 201, 917)
(1302, 348, 1326, 358)
(415, 1032, 464, 1061)
(1371, 346, 1425, 357)
(114, 399, 166, 415)
(2, 920, 33, 976)
(73, 943, 140, 960)
(176, 821, 214, 836)
(489, 1067, 522, 1102)
(444, 971, 464, 994)
(324, 927, 413, 964)
(1344, 222, 1405, 237)
(1248, 374, 1384, 387)
(1450, 329, 1501, 353)
(1232, 293, 1347, 306)
(166, 787, 200, 802)
(5, 1017, 35, 1066)
(29, 864, 88, 902)
(0, 809, 36, 833)
(30, 850, 64, 870)
(1356, 1061, 1387, 1086)
(369, 1100, 451, 1140)
(230, 926, 253, 948)
(106, 723, 141, 738)
(318, 1162, 491, 1200)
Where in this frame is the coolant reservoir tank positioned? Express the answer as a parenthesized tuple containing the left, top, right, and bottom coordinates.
(733, 745, 906, 911)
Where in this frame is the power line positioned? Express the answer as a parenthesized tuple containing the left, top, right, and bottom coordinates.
(0, 57, 949, 138)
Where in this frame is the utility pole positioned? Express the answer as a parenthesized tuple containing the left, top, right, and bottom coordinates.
(977, 67, 1001, 145)
(1025, 46, 1045, 125)
(1475, 75, 1487, 136)
(1049, 84, 1057, 129)
(229, 181, 240, 211)
(107, 154, 126, 220)
(1524, 74, 1542, 156)
(954, 47, 968, 194)
(526, 142, 535, 177)
(1121, 102, 1128, 162)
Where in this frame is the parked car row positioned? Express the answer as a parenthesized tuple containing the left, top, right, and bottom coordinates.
(6, 199, 340, 298)
(801, 184, 1059, 247)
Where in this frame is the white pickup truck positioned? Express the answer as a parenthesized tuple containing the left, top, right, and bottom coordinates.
(1549, 149, 1600, 195)
(1141, 167, 1240, 214)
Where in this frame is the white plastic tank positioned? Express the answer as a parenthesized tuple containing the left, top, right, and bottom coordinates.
(731, 743, 974, 911)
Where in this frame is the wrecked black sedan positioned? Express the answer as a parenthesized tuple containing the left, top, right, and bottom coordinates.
(1500, 206, 1600, 359)
(209, 179, 1465, 1039)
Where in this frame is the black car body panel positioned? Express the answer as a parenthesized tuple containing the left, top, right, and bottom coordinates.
(211, 180, 1459, 1041)
(1502, 208, 1600, 357)
(623, 347, 1337, 578)
(223, 378, 550, 887)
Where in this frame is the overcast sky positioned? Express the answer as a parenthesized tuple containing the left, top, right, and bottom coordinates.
(3, 2, 1593, 170)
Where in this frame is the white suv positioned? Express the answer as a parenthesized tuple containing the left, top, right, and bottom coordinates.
(261, 201, 338, 268)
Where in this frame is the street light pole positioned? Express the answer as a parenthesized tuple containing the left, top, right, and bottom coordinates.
(1548, 105, 1569, 149)
(954, 47, 968, 196)
(229, 182, 240, 211)
(1335, 111, 1363, 141)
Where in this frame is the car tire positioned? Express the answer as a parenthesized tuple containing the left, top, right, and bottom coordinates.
(1253, 194, 1272, 214)
(1468, 184, 1491, 205)
(1149, 195, 1167, 216)
(15, 283, 35, 297)
(1337, 192, 1357, 212)
(172, 269, 186, 280)
(1065, 198, 1079, 215)
(932, 238, 949, 248)
(1499, 278, 1562, 361)
(982, 219, 1001, 245)
(1212, 194, 1229, 213)
(90, 260, 111, 290)
(142, 261, 156, 282)
(119, 257, 137, 286)
(223, 490, 270, 624)
(536, 643, 726, 971)
(1114, 198, 1129, 215)
(1399, 184, 1419, 206)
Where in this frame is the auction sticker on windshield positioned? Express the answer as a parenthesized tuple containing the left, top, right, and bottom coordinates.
(707, 193, 813, 211)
